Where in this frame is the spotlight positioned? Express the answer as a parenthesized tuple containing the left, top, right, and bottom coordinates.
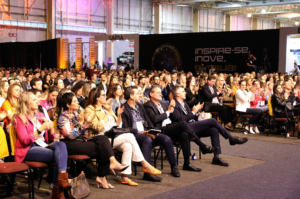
(247, 14, 252, 17)
(261, 9, 266, 13)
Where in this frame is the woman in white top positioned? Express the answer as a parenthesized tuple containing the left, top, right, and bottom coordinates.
(84, 88, 161, 186)
(235, 80, 263, 134)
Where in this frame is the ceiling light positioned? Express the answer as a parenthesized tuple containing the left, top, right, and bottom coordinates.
(295, 22, 299, 25)
(261, 9, 266, 13)
(288, 14, 297, 18)
(176, 4, 189, 6)
(247, 14, 252, 17)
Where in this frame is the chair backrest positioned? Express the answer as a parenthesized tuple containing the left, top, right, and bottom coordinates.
(268, 97, 274, 116)
(9, 126, 16, 156)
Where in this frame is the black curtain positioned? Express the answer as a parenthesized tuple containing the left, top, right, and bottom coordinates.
(0, 39, 57, 69)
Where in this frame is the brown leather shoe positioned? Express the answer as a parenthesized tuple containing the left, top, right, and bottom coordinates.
(57, 172, 71, 192)
(51, 185, 65, 199)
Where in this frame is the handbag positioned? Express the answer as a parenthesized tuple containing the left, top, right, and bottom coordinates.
(69, 171, 90, 199)
(198, 112, 211, 121)
(104, 126, 130, 139)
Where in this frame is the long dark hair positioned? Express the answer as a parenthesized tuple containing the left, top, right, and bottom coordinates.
(107, 83, 123, 100)
(71, 81, 85, 96)
(85, 87, 103, 108)
(56, 92, 75, 118)
(273, 84, 284, 101)
(186, 76, 194, 89)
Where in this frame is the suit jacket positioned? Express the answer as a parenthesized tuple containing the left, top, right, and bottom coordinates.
(121, 102, 154, 135)
(63, 78, 72, 88)
(165, 84, 171, 101)
(170, 99, 197, 123)
(201, 84, 221, 111)
(97, 82, 109, 93)
(21, 81, 30, 92)
(144, 100, 169, 128)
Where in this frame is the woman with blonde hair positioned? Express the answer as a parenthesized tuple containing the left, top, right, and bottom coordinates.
(0, 80, 9, 107)
(13, 91, 71, 199)
(1, 83, 21, 131)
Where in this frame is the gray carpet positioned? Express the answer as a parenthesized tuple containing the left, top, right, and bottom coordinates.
(147, 136, 300, 199)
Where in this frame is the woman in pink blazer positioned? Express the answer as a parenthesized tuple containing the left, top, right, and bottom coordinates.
(13, 91, 69, 199)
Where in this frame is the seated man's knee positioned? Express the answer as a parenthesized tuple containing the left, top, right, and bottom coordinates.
(120, 142, 132, 152)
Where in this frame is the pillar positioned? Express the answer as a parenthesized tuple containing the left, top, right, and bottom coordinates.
(225, 15, 231, 31)
(47, 0, 55, 40)
(276, 21, 281, 29)
(252, 18, 258, 30)
(154, 4, 162, 34)
(193, 9, 200, 32)
(106, 1, 114, 62)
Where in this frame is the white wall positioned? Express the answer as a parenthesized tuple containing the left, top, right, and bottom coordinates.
(231, 15, 252, 31)
(199, 10, 225, 32)
(113, 40, 134, 63)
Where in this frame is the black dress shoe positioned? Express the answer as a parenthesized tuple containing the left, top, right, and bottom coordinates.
(201, 146, 219, 154)
(229, 136, 249, 145)
(212, 157, 229, 167)
(183, 164, 202, 172)
(143, 173, 162, 182)
(171, 166, 180, 177)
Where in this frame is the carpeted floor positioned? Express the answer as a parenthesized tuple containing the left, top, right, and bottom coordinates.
(1, 132, 300, 199)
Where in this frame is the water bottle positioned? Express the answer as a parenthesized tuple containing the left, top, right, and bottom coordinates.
(192, 153, 197, 160)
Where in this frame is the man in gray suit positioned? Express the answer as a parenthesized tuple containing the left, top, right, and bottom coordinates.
(21, 74, 33, 92)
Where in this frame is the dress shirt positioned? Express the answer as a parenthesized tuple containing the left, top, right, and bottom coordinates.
(129, 104, 145, 133)
(155, 103, 172, 127)
(208, 85, 219, 104)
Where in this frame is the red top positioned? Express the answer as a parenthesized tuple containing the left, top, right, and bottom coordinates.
(85, 69, 95, 80)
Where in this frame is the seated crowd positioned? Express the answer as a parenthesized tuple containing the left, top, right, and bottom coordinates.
(1, 66, 299, 198)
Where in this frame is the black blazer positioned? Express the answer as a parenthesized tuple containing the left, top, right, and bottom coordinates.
(170, 100, 197, 123)
(144, 100, 169, 128)
(185, 87, 200, 108)
(97, 82, 109, 93)
(121, 102, 155, 135)
(201, 84, 221, 111)
(63, 78, 72, 88)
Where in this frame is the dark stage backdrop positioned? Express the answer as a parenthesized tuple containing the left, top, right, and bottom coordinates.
(139, 29, 279, 74)
(0, 39, 57, 69)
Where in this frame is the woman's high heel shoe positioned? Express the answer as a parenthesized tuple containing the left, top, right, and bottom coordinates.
(96, 177, 111, 189)
(110, 164, 129, 175)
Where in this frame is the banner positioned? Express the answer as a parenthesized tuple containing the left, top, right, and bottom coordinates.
(139, 29, 279, 73)
(89, 37, 95, 67)
(129, 40, 134, 48)
(75, 38, 82, 70)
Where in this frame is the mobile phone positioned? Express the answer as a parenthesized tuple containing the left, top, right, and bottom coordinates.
(222, 82, 226, 89)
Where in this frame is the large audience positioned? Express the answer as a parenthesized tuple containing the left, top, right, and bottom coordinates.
(0, 65, 299, 199)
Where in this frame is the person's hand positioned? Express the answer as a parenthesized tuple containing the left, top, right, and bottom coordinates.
(250, 85, 256, 93)
(284, 92, 289, 100)
(117, 104, 124, 116)
(141, 131, 148, 135)
(218, 87, 224, 94)
(168, 99, 175, 113)
(78, 111, 84, 123)
(0, 111, 7, 120)
(199, 102, 204, 111)
(40, 120, 53, 131)
(192, 103, 201, 114)
(293, 89, 298, 96)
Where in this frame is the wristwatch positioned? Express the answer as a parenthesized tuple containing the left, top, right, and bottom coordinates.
(37, 129, 42, 135)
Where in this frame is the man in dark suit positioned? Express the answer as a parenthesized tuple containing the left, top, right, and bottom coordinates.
(163, 75, 172, 101)
(97, 73, 109, 94)
(144, 85, 217, 173)
(21, 74, 33, 92)
(63, 70, 72, 89)
(170, 72, 178, 89)
(121, 86, 178, 181)
(171, 84, 248, 167)
(201, 75, 234, 130)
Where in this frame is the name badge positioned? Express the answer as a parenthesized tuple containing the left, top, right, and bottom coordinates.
(136, 121, 144, 132)
(260, 101, 265, 106)
(293, 101, 296, 106)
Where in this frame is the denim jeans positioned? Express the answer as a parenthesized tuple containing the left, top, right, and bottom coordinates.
(24, 141, 68, 185)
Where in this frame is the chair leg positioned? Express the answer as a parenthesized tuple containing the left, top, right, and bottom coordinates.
(38, 168, 44, 189)
(73, 160, 77, 177)
(30, 169, 35, 199)
(27, 170, 32, 199)
(134, 162, 137, 176)
(160, 147, 163, 170)
(153, 149, 157, 168)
